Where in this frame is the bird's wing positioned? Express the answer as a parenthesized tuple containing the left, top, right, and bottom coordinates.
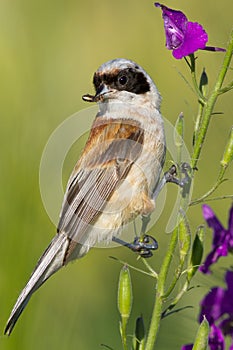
(57, 117, 144, 258)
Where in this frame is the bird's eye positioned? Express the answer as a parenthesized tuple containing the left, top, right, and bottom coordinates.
(118, 75, 128, 85)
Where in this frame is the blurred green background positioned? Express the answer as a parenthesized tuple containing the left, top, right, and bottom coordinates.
(0, 0, 232, 349)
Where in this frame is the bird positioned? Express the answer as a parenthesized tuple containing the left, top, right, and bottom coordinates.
(4, 58, 166, 335)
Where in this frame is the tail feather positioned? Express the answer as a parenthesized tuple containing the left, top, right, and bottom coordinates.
(4, 233, 69, 336)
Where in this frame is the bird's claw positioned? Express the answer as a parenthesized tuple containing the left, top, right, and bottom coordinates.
(165, 163, 191, 189)
(129, 235, 158, 258)
(112, 234, 158, 258)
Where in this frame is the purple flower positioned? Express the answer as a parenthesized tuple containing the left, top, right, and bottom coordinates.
(182, 271, 233, 349)
(200, 271, 233, 349)
(155, 3, 225, 59)
(208, 324, 225, 350)
(181, 345, 193, 350)
(200, 204, 233, 274)
(199, 271, 233, 326)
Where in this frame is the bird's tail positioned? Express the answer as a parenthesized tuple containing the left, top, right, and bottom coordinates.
(4, 233, 69, 336)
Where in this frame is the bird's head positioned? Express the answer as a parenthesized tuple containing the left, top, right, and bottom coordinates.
(82, 58, 161, 109)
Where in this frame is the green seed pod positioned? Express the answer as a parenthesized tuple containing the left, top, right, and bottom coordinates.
(118, 265, 133, 321)
(220, 126, 233, 169)
(187, 225, 205, 282)
(178, 216, 191, 265)
(193, 316, 209, 350)
(174, 112, 184, 148)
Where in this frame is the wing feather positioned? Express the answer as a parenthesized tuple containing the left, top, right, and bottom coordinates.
(57, 118, 144, 250)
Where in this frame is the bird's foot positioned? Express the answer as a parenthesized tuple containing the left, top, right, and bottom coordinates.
(112, 234, 158, 258)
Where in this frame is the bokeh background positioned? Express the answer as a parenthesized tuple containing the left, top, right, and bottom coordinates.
(0, 0, 232, 349)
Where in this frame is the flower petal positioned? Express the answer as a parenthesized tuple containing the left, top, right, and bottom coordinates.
(202, 204, 216, 221)
(202, 205, 225, 246)
(199, 287, 225, 323)
(225, 270, 233, 292)
(227, 205, 233, 249)
(209, 324, 225, 350)
(181, 345, 193, 350)
(154, 3, 187, 50)
(203, 46, 226, 52)
(154, 2, 187, 32)
(199, 240, 228, 274)
(219, 316, 233, 337)
(173, 21, 208, 59)
(228, 205, 233, 235)
(222, 271, 233, 314)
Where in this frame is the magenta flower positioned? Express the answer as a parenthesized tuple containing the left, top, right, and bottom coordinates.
(199, 204, 233, 274)
(155, 3, 225, 59)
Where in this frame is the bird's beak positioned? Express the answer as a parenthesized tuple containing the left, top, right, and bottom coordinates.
(94, 84, 110, 101)
(82, 84, 111, 103)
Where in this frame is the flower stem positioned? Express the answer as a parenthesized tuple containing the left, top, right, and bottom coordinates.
(190, 166, 226, 205)
(191, 29, 233, 170)
(162, 279, 189, 317)
(141, 258, 158, 279)
(219, 80, 233, 94)
(144, 227, 178, 350)
(193, 101, 204, 146)
(200, 194, 233, 202)
(120, 320, 129, 350)
(185, 55, 205, 105)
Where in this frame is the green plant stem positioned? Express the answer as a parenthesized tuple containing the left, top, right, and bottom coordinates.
(120, 319, 128, 350)
(163, 213, 191, 299)
(193, 102, 205, 146)
(141, 258, 158, 279)
(200, 194, 233, 202)
(162, 261, 184, 300)
(219, 80, 233, 94)
(144, 227, 178, 350)
(191, 30, 233, 170)
(145, 192, 191, 350)
(185, 55, 205, 105)
(162, 279, 189, 317)
(190, 166, 227, 205)
(110, 256, 155, 278)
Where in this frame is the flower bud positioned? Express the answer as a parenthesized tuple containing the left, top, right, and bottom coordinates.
(187, 225, 205, 282)
(220, 126, 233, 169)
(117, 265, 133, 322)
(133, 316, 145, 350)
(192, 316, 209, 350)
(199, 69, 208, 96)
